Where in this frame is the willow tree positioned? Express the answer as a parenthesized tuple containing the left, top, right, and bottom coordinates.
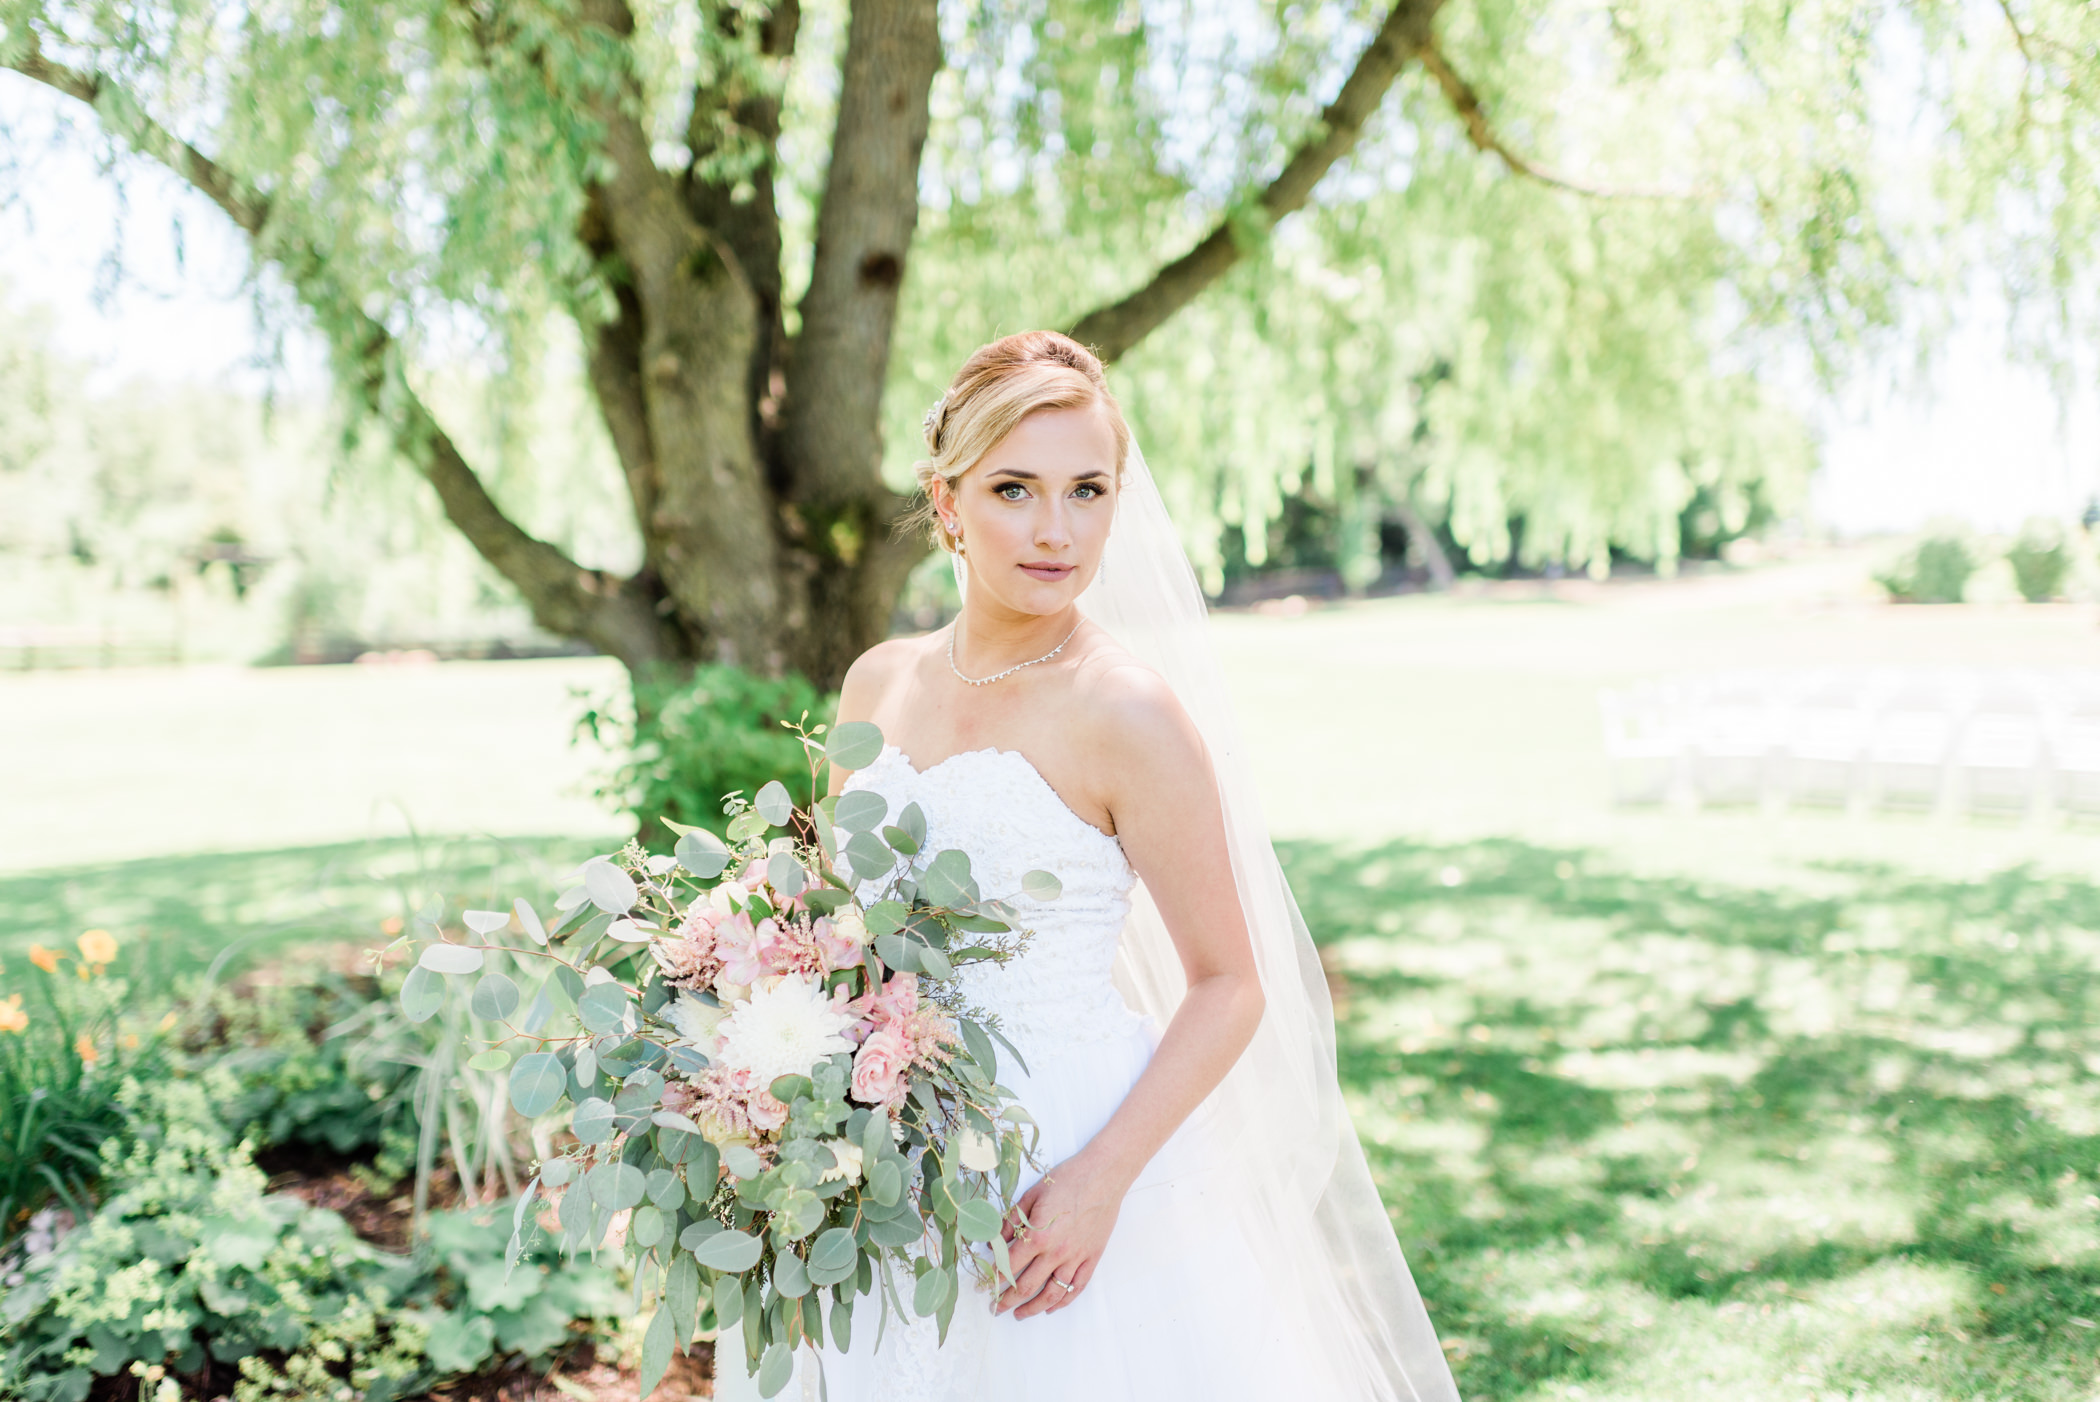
(4, 0, 2095, 680)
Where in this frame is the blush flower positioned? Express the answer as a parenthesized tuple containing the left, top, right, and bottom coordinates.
(714, 972, 859, 1087)
(851, 1023, 911, 1106)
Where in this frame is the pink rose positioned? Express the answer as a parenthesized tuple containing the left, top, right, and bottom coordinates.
(851, 1024, 911, 1106)
(870, 972, 919, 1026)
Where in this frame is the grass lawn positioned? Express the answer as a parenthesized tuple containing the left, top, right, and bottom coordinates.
(4, 547, 2096, 1398)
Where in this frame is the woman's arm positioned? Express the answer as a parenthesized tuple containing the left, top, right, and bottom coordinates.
(996, 664, 1264, 1318)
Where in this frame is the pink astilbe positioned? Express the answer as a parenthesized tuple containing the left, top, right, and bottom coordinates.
(653, 905, 724, 990)
(689, 1063, 790, 1146)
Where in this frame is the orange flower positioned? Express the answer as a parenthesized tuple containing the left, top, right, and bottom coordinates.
(120, 1033, 140, 1050)
(381, 916, 405, 936)
(0, 995, 25, 1034)
(77, 929, 118, 965)
(28, 945, 59, 973)
(75, 1034, 98, 1065)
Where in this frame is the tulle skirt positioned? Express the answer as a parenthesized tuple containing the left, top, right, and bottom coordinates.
(715, 1020, 1346, 1401)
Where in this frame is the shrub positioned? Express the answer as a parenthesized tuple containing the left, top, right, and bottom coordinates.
(0, 1073, 622, 1402)
(577, 664, 830, 838)
(1875, 530, 1975, 603)
(2005, 518, 2073, 601)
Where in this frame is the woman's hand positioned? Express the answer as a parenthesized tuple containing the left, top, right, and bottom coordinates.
(994, 1152, 1131, 1319)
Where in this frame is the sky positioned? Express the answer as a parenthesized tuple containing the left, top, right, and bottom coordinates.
(3, 71, 2096, 538)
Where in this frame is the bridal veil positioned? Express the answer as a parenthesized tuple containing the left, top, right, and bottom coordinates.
(1079, 438, 1461, 1402)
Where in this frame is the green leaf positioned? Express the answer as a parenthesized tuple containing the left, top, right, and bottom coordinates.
(570, 1097, 616, 1144)
(713, 1272, 745, 1329)
(399, 965, 445, 1022)
(918, 849, 976, 908)
(825, 721, 885, 771)
(509, 1053, 566, 1117)
(867, 1210, 922, 1248)
(845, 830, 895, 883)
(829, 1291, 854, 1352)
(675, 827, 731, 879)
(419, 942, 485, 975)
(833, 789, 888, 832)
(767, 851, 807, 897)
(514, 898, 547, 944)
(773, 1250, 810, 1298)
(917, 944, 953, 980)
(873, 932, 919, 974)
(1022, 869, 1062, 902)
(768, 1073, 813, 1105)
(881, 824, 920, 856)
(758, 1340, 795, 1398)
(727, 810, 771, 843)
(584, 860, 640, 914)
(693, 1228, 764, 1272)
(467, 1047, 511, 1073)
(578, 982, 632, 1035)
(805, 888, 848, 915)
(639, 1301, 674, 1400)
(755, 780, 794, 826)
(721, 1142, 765, 1179)
(631, 1204, 666, 1247)
(540, 1157, 575, 1187)
(470, 971, 521, 1021)
(588, 1161, 647, 1211)
(912, 1264, 949, 1318)
(954, 1197, 1002, 1243)
(958, 1019, 998, 1081)
(680, 1219, 724, 1253)
(863, 900, 909, 938)
(668, 1254, 701, 1340)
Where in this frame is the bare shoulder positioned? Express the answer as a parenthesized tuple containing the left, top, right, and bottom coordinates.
(1068, 635, 1206, 775)
(837, 635, 930, 723)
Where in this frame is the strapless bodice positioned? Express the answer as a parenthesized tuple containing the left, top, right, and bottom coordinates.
(842, 745, 1146, 1064)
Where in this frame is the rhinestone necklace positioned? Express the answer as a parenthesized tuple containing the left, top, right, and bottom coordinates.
(947, 618, 1083, 687)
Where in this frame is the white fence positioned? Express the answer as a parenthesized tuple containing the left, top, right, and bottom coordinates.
(1598, 669, 2100, 819)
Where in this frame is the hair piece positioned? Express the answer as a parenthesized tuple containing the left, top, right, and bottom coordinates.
(906, 331, 1132, 552)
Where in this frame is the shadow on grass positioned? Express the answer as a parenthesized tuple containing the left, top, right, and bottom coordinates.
(1282, 837, 2100, 1401)
(0, 834, 609, 984)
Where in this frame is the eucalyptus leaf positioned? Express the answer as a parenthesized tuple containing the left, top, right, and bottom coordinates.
(829, 1291, 853, 1353)
(825, 721, 884, 771)
(863, 900, 909, 938)
(918, 849, 976, 908)
(867, 1159, 904, 1209)
(470, 971, 520, 1021)
(1021, 869, 1063, 902)
(509, 1053, 566, 1117)
(399, 965, 444, 1023)
(583, 859, 640, 914)
(588, 1161, 647, 1211)
(767, 851, 807, 897)
(773, 1250, 811, 1298)
(675, 827, 730, 879)
(693, 1228, 764, 1272)
(418, 943, 484, 975)
(833, 789, 888, 832)
(668, 1254, 701, 1339)
(755, 780, 794, 826)
(514, 898, 547, 944)
(631, 1203, 666, 1247)
(577, 983, 631, 1035)
(758, 1341, 794, 1399)
(727, 810, 770, 843)
(958, 1019, 998, 1081)
(571, 1097, 616, 1145)
(917, 944, 953, 980)
(647, 1167, 685, 1211)
(954, 1197, 1002, 1243)
(713, 1274, 745, 1329)
(811, 1225, 859, 1275)
(845, 830, 895, 883)
(638, 1299, 674, 1401)
(466, 1047, 512, 1072)
(721, 1143, 766, 1180)
(540, 1158, 576, 1187)
(881, 824, 920, 856)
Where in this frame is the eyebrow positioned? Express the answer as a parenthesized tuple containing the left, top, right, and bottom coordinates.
(984, 468, 1110, 482)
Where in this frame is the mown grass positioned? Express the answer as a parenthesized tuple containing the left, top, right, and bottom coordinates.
(1285, 837, 2100, 1401)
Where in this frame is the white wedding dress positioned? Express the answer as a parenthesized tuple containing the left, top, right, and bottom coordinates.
(718, 742, 1351, 1401)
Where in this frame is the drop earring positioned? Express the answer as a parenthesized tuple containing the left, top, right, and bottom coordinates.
(948, 524, 968, 601)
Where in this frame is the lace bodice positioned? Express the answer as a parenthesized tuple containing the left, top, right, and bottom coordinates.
(842, 745, 1146, 1064)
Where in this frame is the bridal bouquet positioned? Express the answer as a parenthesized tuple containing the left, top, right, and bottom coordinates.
(390, 721, 1053, 1398)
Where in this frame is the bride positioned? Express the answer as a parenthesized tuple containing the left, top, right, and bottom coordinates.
(720, 331, 1458, 1401)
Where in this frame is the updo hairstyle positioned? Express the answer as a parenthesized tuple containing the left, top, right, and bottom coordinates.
(908, 330, 1132, 553)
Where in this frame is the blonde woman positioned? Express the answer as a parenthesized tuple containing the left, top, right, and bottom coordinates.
(724, 331, 1458, 1402)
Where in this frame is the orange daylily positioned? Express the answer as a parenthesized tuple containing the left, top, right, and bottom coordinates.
(74, 1034, 98, 1064)
(78, 929, 118, 965)
(28, 944, 59, 973)
(0, 995, 25, 1034)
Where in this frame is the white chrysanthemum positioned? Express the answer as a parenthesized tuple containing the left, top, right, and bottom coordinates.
(668, 994, 729, 1047)
(819, 1138, 864, 1184)
(713, 972, 857, 1086)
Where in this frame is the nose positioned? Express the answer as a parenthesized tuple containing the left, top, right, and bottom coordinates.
(1034, 495, 1073, 552)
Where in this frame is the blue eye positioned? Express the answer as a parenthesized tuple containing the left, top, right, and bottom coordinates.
(998, 483, 1027, 500)
(1074, 483, 1103, 499)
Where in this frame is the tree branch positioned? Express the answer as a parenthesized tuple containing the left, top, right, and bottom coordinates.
(1067, 0, 1447, 363)
(3, 32, 668, 667)
(778, 0, 942, 511)
(1416, 37, 1701, 200)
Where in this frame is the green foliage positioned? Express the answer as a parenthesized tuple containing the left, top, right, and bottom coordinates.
(578, 664, 830, 837)
(1876, 530, 1977, 603)
(0, 940, 172, 1235)
(2006, 519, 2074, 602)
(0, 1073, 621, 1402)
(1288, 836, 2100, 1402)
